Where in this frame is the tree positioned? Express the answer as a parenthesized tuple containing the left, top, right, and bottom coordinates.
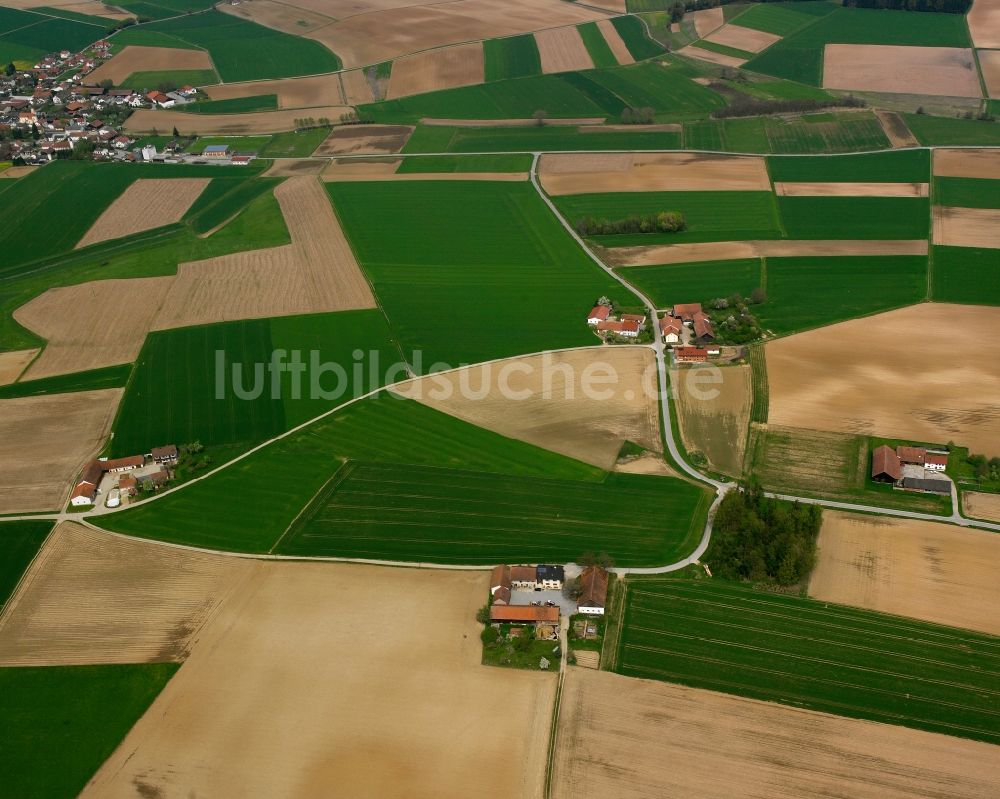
(750, 287, 767, 304)
(5, 62, 14, 77)
(100, 78, 114, 90)
(670, 0, 685, 22)
(475, 604, 490, 624)
(172, 126, 180, 138)
(480, 626, 499, 645)
(532, 108, 548, 127)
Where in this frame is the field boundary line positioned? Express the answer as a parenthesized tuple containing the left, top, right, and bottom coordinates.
(268, 459, 354, 554)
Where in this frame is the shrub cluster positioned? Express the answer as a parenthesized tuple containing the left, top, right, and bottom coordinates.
(712, 94, 866, 119)
(966, 452, 1000, 482)
(844, 0, 971, 13)
(575, 211, 686, 236)
(620, 106, 656, 125)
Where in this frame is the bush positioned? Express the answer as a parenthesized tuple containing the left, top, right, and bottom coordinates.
(481, 626, 499, 645)
(575, 211, 686, 236)
(475, 604, 490, 624)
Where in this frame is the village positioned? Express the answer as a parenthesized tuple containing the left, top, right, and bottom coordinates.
(587, 298, 722, 364)
(69, 444, 178, 510)
(871, 443, 953, 496)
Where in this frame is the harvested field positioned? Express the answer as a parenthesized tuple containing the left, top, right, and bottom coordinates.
(341, 68, 376, 105)
(219, 0, 335, 34)
(551, 669, 1000, 799)
(313, 124, 413, 155)
(76, 178, 210, 249)
(963, 491, 1000, 522)
(678, 45, 746, 68)
(0, 523, 251, 665)
(322, 158, 401, 179)
(874, 109, 919, 148)
(82, 563, 555, 799)
(610, 239, 929, 266)
(263, 158, 327, 176)
(0, 165, 36, 179)
(979, 49, 1000, 97)
(774, 181, 928, 197)
(0, 389, 121, 513)
(539, 152, 770, 195)
(704, 24, 781, 54)
(394, 347, 661, 471)
(615, 452, 676, 477)
(767, 304, 1000, 455)
(584, 0, 626, 11)
(14, 277, 173, 380)
(86, 46, 214, 87)
(808, 511, 1000, 637)
(933, 205, 1000, 248)
(671, 364, 750, 476)
(388, 42, 485, 99)
(596, 19, 633, 65)
(968, 0, 1000, 49)
(305, 0, 604, 67)
(689, 6, 725, 38)
(822, 45, 982, 98)
(124, 106, 352, 135)
(0, 348, 36, 385)
(152, 176, 375, 329)
(202, 74, 344, 109)
(933, 147, 1000, 178)
(535, 26, 594, 74)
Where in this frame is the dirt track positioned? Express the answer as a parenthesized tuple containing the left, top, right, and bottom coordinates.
(125, 106, 352, 135)
(83, 563, 555, 799)
(774, 181, 928, 197)
(536, 26, 594, 74)
(809, 511, 1000, 636)
(610, 239, 928, 266)
(933, 205, 1000, 248)
(704, 24, 780, 54)
(823, 44, 982, 97)
(86, 46, 214, 86)
(933, 147, 1000, 178)
(0, 348, 36, 384)
(388, 43, 485, 99)
(552, 669, 1000, 799)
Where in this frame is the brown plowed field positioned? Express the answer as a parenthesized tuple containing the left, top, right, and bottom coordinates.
(678, 45, 746, 68)
(775, 181, 928, 197)
(979, 49, 1000, 96)
(539, 151, 770, 195)
(688, 6, 725, 38)
(305, 0, 604, 67)
(809, 511, 1000, 636)
(968, 0, 1000, 49)
(86, 46, 214, 87)
(203, 74, 344, 109)
(219, 0, 334, 34)
(152, 176, 375, 330)
(610, 238, 928, 266)
(125, 106, 352, 135)
(313, 124, 413, 155)
(551, 669, 1000, 799)
(535, 26, 594, 74)
(583, 0, 626, 12)
(596, 18, 633, 65)
(394, 348, 661, 470)
(933, 205, 1000, 248)
(933, 147, 1000, 178)
(76, 178, 209, 249)
(704, 24, 780, 53)
(281, 0, 445, 17)
(766, 304, 1000, 456)
(0, 523, 252, 665)
(0, 348, 37, 384)
(263, 158, 327, 176)
(963, 491, 1000, 522)
(341, 68, 376, 104)
(82, 564, 555, 799)
(823, 44, 982, 97)
(322, 158, 401, 179)
(671, 364, 750, 477)
(388, 42, 484, 99)
(0, 165, 37, 178)
(874, 109, 919, 147)
(14, 277, 173, 380)
(0, 389, 121, 514)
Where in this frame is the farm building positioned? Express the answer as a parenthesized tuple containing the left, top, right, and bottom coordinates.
(98, 455, 144, 473)
(151, 444, 178, 463)
(69, 460, 102, 506)
(595, 319, 641, 338)
(511, 565, 538, 590)
(693, 314, 715, 342)
(902, 476, 951, 495)
(491, 564, 565, 595)
(490, 564, 512, 605)
(872, 445, 903, 483)
(490, 605, 560, 624)
(118, 474, 137, 497)
(576, 566, 609, 616)
(675, 347, 708, 363)
(896, 446, 948, 471)
(659, 316, 682, 343)
(672, 303, 704, 321)
(202, 145, 230, 159)
(137, 467, 170, 489)
(537, 564, 565, 590)
(587, 305, 612, 325)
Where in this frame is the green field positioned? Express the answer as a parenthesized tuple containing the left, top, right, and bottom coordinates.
(259, 127, 332, 158)
(777, 197, 929, 239)
(109, 310, 400, 456)
(183, 175, 282, 233)
(327, 180, 629, 367)
(184, 94, 278, 114)
(768, 148, 930, 182)
(403, 123, 682, 153)
(484, 34, 541, 81)
(683, 112, 890, 153)
(0, 521, 52, 608)
(578, 22, 619, 69)
(744, 7, 971, 85)
(278, 461, 710, 565)
(616, 576, 1000, 743)
(904, 114, 1000, 146)
(108, 26, 202, 49)
(729, 1, 837, 36)
(611, 14, 667, 61)
(756, 255, 927, 334)
(932, 246, 1000, 305)
(188, 135, 272, 154)
(619, 259, 763, 307)
(0, 663, 178, 798)
(395, 154, 533, 173)
(0, 363, 131, 399)
(935, 177, 1000, 209)
(0, 13, 109, 63)
(120, 68, 218, 90)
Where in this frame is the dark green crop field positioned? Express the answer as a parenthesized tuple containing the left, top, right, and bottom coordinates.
(184, 94, 278, 114)
(612, 14, 667, 61)
(904, 114, 1000, 146)
(578, 22, 619, 69)
(0, 663, 178, 799)
(0, 14, 108, 63)
(683, 112, 890, 154)
(0, 364, 131, 399)
(768, 149, 930, 182)
(279, 461, 710, 565)
(328, 181, 628, 368)
(0, 521, 52, 608)
(120, 68, 219, 90)
(615, 577, 1000, 744)
(777, 196, 929, 239)
(932, 246, 1000, 305)
(620, 259, 763, 307)
(729, 1, 836, 36)
(484, 34, 542, 81)
(935, 177, 1000, 209)
(395, 154, 533, 173)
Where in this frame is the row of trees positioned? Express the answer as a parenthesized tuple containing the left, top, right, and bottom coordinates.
(712, 93, 866, 119)
(704, 481, 822, 587)
(575, 211, 686, 236)
(844, 0, 971, 13)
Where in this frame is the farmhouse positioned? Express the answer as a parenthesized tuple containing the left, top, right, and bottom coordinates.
(69, 460, 102, 506)
(872, 445, 903, 482)
(202, 144, 230, 159)
(98, 455, 144, 473)
(672, 303, 704, 322)
(596, 319, 641, 338)
(872, 444, 951, 493)
(151, 444, 178, 463)
(675, 347, 708, 363)
(587, 304, 612, 325)
(537, 564, 566, 590)
(576, 566, 609, 616)
(490, 564, 512, 605)
(491, 564, 566, 598)
(659, 315, 682, 343)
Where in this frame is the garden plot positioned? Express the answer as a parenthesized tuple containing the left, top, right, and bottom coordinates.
(535, 26, 594, 74)
(774, 182, 927, 197)
(704, 24, 781, 54)
(313, 124, 413, 155)
(86, 46, 214, 87)
(822, 45, 982, 97)
(963, 491, 1000, 522)
(671, 365, 751, 477)
(933, 206, 1000, 248)
(933, 147, 1000, 178)
(968, 0, 1000, 49)
(596, 19, 633, 65)
(388, 42, 485, 99)
(610, 239, 928, 266)
(202, 74, 344, 109)
(0, 348, 36, 385)
(125, 107, 351, 135)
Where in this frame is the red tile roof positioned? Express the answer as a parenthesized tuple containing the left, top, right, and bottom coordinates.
(578, 566, 609, 609)
(588, 305, 611, 321)
(872, 445, 903, 481)
(510, 565, 536, 583)
(925, 453, 948, 468)
(896, 446, 926, 465)
(693, 316, 715, 340)
(676, 347, 708, 362)
(490, 605, 559, 623)
(673, 303, 703, 321)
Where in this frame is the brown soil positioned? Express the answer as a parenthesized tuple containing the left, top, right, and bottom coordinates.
(393, 348, 662, 471)
(219, 0, 335, 34)
(583, 0, 626, 11)
(689, 6, 725, 38)
(49, 0, 130, 18)
(76, 178, 209, 249)
(610, 238, 928, 266)
(0, 523, 251, 665)
(313, 124, 413, 155)
(774, 181, 928, 197)
(536, 26, 594, 74)
(933, 205, 1000, 248)
(82, 563, 555, 799)
(962, 491, 1000, 522)
(596, 19, 633, 65)
(933, 147, 1000, 178)
(0, 348, 37, 385)
(86, 46, 214, 87)
(125, 106, 352, 135)
(539, 151, 770, 195)
(874, 108, 919, 148)
(203, 74, 345, 109)
(0, 389, 121, 513)
(424, 117, 605, 127)
(322, 158, 401, 179)
(152, 176, 375, 329)
(0, 165, 37, 178)
(14, 277, 173, 380)
(341, 68, 376, 105)
(678, 45, 746, 68)
(671, 364, 750, 477)
(263, 158, 328, 176)
(823, 44, 982, 97)
(305, 0, 604, 67)
(766, 304, 1000, 456)
(968, 0, 1000, 49)
(979, 49, 1000, 96)
(704, 24, 780, 54)
(809, 510, 1000, 636)
(280, 0, 450, 17)
(388, 42, 484, 99)
(552, 669, 1000, 799)
(614, 452, 678, 477)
